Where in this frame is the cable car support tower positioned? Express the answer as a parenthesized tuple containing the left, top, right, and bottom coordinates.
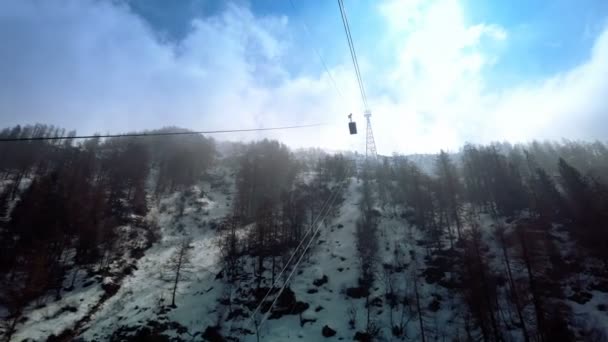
(364, 110, 377, 159)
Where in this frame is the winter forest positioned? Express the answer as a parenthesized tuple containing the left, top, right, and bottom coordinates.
(1, 124, 608, 342)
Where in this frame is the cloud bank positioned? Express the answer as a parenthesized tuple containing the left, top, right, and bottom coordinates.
(0, 0, 607, 153)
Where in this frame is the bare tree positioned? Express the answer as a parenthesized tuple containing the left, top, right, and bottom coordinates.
(495, 225, 529, 342)
(410, 250, 426, 342)
(163, 238, 193, 307)
(218, 216, 241, 283)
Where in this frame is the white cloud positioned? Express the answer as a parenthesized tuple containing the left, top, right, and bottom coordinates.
(373, 0, 505, 152)
(0, 0, 607, 155)
(0, 0, 371, 151)
(486, 28, 608, 142)
(371, 0, 608, 153)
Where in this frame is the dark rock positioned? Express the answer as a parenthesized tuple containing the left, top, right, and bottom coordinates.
(353, 331, 371, 341)
(101, 282, 120, 296)
(264, 287, 310, 319)
(122, 264, 137, 276)
(170, 322, 188, 334)
(82, 280, 95, 288)
(392, 325, 404, 337)
(590, 280, 608, 293)
(62, 305, 78, 313)
(307, 288, 318, 294)
(422, 267, 444, 284)
(47, 329, 74, 342)
(369, 297, 383, 308)
(346, 286, 369, 299)
(109, 326, 170, 342)
(130, 248, 146, 259)
(314, 275, 329, 287)
(301, 317, 317, 327)
(322, 325, 337, 337)
(428, 298, 441, 312)
(315, 305, 324, 312)
(293, 302, 310, 314)
(569, 291, 593, 304)
(385, 292, 398, 307)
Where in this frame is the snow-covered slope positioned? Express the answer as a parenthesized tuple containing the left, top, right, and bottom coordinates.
(240, 178, 362, 341)
(10, 167, 235, 341)
(9, 163, 608, 341)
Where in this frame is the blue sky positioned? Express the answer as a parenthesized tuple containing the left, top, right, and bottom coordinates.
(466, 0, 608, 83)
(128, 0, 608, 86)
(1, 0, 608, 153)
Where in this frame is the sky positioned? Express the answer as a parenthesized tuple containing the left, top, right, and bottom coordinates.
(1, 0, 607, 154)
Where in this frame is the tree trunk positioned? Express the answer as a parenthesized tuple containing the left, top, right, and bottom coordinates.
(452, 204, 462, 240)
(414, 276, 426, 342)
(257, 254, 264, 290)
(500, 234, 529, 342)
(3, 313, 20, 342)
(518, 228, 545, 341)
(271, 255, 276, 286)
(172, 252, 183, 307)
(472, 235, 502, 341)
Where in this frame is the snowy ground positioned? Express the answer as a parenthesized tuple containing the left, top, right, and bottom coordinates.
(235, 178, 462, 341)
(9, 165, 608, 341)
(239, 177, 362, 341)
(12, 278, 105, 341)
(82, 170, 234, 340)
(10, 167, 235, 341)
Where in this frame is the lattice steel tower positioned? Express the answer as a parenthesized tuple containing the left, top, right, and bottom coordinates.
(364, 110, 377, 160)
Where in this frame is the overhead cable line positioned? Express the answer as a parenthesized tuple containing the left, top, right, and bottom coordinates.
(0, 123, 326, 142)
(256, 164, 351, 332)
(247, 171, 344, 328)
(337, 0, 368, 110)
(288, 0, 346, 102)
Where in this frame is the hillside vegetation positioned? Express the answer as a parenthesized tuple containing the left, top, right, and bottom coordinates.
(1, 124, 608, 341)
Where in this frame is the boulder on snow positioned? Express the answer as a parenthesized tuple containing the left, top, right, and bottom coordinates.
(370, 296, 383, 307)
(428, 298, 441, 312)
(353, 331, 372, 342)
(101, 278, 120, 296)
(202, 326, 225, 342)
(215, 269, 224, 280)
(322, 325, 336, 337)
(346, 286, 369, 299)
(263, 287, 309, 319)
(313, 274, 328, 287)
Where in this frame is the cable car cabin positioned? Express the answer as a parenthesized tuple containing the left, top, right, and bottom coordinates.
(348, 113, 357, 134)
(349, 121, 357, 134)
